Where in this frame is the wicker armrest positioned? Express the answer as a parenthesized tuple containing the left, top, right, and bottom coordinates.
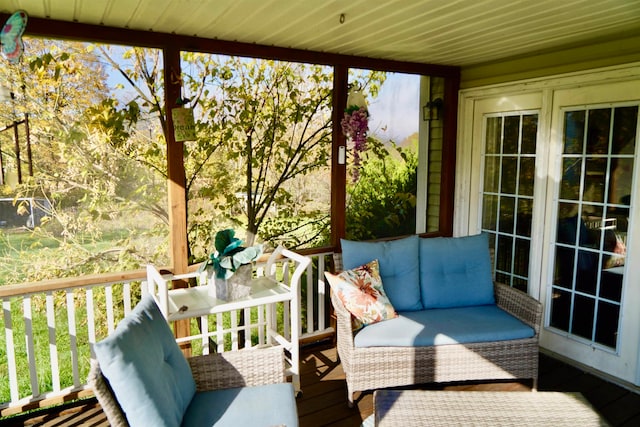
(330, 288, 351, 321)
(494, 282, 542, 334)
(188, 346, 285, 392)
(330, 252, 357, 342)
(330, 289, 356, 332)
(87, 360, 129, 427)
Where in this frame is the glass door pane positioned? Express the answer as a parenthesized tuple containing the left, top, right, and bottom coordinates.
(550, 105, 636, 350)
(481, 113, 538, 293)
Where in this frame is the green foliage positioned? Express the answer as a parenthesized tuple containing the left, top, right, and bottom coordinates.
(345, 138, 418, 240)
(178, 58, 388, 255)
(85, 98, 140, 148)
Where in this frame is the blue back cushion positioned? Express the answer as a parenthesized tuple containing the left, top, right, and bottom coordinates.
(94, 295, 196, 427)
(341, 235, 422, 311)
(419, 233, 495, 308)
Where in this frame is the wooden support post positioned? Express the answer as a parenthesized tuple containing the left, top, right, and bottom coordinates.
(439, 73, 460, 237)
(163, 46, 191, 354)
(0, 137, 4, 186)
(331, 65, 348, 249)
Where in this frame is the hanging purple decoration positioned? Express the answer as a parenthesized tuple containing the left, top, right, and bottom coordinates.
(341, 89, 369, 182)
(1, 10, 28, 64)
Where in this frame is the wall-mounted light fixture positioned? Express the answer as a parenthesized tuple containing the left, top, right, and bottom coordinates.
(422, 97, 443, 121)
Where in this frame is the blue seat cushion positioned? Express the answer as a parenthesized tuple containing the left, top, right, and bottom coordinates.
(419, 233, 495, 309)
(94, 295, 196, 427)
(181, 383, 298, 427)
(354, 305, 534, 347)
(341, 235, 422, 311)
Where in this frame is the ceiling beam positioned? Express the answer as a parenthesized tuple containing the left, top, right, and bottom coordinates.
(5, 14, 459, 78)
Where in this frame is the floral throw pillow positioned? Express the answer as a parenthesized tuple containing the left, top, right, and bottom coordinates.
(326, 259, 397, 326)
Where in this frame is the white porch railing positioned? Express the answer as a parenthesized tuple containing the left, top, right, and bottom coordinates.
(0, 251, 334, 414)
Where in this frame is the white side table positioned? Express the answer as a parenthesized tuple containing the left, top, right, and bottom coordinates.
(146, 246, 309, 395)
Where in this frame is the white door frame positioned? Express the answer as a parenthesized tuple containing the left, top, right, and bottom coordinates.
(455, 63, 640, 385)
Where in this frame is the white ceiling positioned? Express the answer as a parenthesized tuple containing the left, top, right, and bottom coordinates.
(2, 0, 640, 66)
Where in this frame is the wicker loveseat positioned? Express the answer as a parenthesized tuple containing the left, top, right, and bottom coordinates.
(88, 295, 298, 426)
(329, 234, 542, 406)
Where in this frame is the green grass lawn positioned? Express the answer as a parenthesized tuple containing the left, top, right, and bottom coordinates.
(0, 227, 154, 286)
(0, 228, 131, 256)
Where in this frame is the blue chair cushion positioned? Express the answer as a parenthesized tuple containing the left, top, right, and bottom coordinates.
(94, 295, 196, 427)
(341, 235, 422, 311)
(181, 383, 298, 427)
(354, 305, 534, 347)
(419, 233, 495, 309)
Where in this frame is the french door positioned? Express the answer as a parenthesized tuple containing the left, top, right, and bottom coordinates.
(542, 83, 640, 384)
(548, 106, 634, 349)
(470, 80, 640, 384)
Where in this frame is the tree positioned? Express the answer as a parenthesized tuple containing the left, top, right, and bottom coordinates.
(181, 57, 387, 254)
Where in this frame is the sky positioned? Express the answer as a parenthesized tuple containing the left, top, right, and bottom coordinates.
(367, 73, 420, 143)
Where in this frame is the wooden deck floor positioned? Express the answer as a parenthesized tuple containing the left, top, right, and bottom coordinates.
(4, 342, 640, 426)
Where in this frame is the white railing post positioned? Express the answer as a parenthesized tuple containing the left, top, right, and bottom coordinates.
(305, 261, 314, 334)
(23, 296, 39, 399)
(317, 254, 327, 331)
(123, 282, 132, 315)
(105, 286, 115, 334)
(86, 288, 96, 358)
(66, 290, 80, 388)
(3, 299, 19, 402)
(46, 292, 60, 393)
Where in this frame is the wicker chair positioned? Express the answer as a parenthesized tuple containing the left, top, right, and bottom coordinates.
(89, 346, 291, 426)
(332, 252, 542, 407)
(87, 295, 298, 426)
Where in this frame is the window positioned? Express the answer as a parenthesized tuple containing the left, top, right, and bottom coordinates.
(481, 113, 538, 292)
(180, 54, 334, 256)
(550, 105, 636, 349)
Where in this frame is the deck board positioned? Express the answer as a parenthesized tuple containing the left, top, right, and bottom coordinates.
(4, 342, 640, 426)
